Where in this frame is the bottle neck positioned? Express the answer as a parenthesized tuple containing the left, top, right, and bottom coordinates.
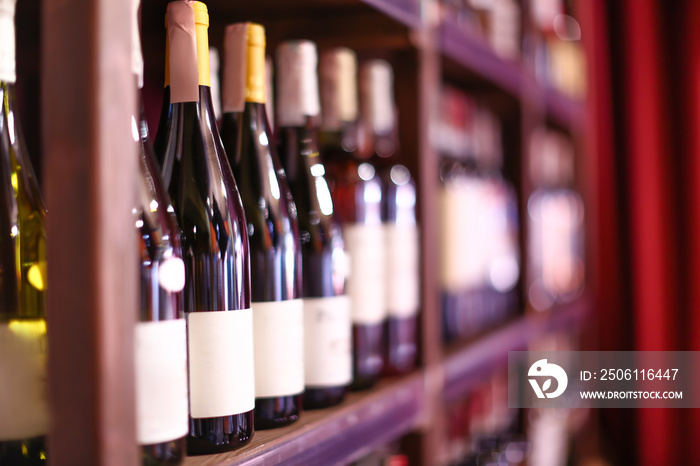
(319, 121, 358, 157)
(283, 116, 319, 156)
(279, 117, 320, 182)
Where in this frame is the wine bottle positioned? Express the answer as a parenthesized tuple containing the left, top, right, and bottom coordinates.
(0, 0, 49, 463)
(154, 1, 254, 454)
(472, 108, 519, 326)
(527, 128, 584, 311)
(276, 41, 352, 408)
(436, 87, 484, 342)
(319, 48, 384, 389)
(131, 0, 188, 463)
(359, 60, 418, 375)
(220, 23, 303, 429)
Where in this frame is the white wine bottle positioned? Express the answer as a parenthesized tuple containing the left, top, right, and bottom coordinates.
(220, 23, 304, 429)
(131, 0, 188, 463)
(154, 1, 255, 455)
(0, 0, 49, 463)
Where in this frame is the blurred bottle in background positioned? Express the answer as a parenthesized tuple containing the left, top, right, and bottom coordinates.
(320, 48, 385, 389)
(472, 108, 520, 329)
(436, 86, 520, 343)
(526, 128, 585, 312)
(358, 60, 419, 375)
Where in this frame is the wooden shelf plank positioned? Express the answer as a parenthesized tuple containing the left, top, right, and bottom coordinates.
(184, 373, 425, 466)
(439, 19, 584, 129)
(439, 19, 525, 97)
(442, 298, 589, 403)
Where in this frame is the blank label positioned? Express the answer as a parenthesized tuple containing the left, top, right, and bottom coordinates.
(187, 309, 255, 418)
(252, 300, 305, 398)
(303, 296, 352, 387)
(0, 320, 48, 440)
(135, 319, 189, 445)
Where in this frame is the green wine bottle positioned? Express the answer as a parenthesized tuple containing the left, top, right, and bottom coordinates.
(0, 0, 49, 463)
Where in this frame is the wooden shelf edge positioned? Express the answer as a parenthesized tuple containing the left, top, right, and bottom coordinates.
(184, 372, 425, 466)
(442, 297, 590, 403)
(361, 0, 423, 30)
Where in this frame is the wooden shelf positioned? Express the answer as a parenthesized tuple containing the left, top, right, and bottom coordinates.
(439, 18, 584, 129)
(443, 298, 589, 403)
(439, 19, 525, 96)
(184, 373, 425, 466)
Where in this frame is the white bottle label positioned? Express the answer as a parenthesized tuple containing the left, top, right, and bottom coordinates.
(187, 309, 255, 418)
(303, 296, 352, 387)
(344, 224, 386, 325)
(0, 0, 16, 84)
(439, 178, 485, 292)
(384, 224, 420, 318)
(0, 320, 48, 441)
(252, 300, 305, 398)
(135, 319, 189, 445)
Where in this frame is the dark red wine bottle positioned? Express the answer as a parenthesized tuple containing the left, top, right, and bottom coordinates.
(358, 60, 419, 374)
(220, 23, 303, 429)
(154, 1, 254, 455)
(319, 48, 385, 390)
(276, 41, 352, 408)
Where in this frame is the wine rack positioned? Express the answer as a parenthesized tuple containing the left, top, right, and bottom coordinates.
(22, 0, 598, 464)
